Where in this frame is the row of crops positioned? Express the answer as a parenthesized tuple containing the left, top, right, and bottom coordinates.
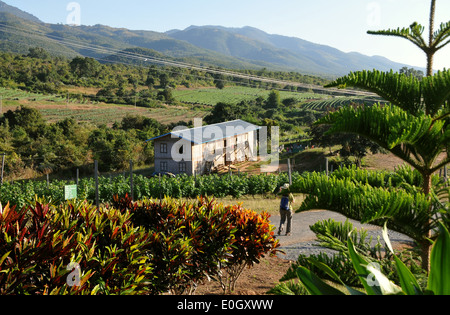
(302, 96, 386, 111)
(2, 164, 442, 210)
(172, 87, 386, 112)
(0, 172, 297, 209)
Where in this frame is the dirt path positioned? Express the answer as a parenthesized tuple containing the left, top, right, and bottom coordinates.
(196, 210, 414, 295)
(270, 210, 414, 261)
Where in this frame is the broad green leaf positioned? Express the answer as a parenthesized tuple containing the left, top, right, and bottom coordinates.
(366, 263, 403, 295)
(0, 251, 11, 267)
(383, 222, 422, 295)
(296, 267, 345, 295)
(382, 222, 394, 254)
(427, 222, 450, 295)
(308, 257, 345, 285)
(347, 238, 382, 295)
(393, 255, 423, 295)
(308, 257, 365, 295)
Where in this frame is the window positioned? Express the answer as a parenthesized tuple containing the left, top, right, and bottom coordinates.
(160, 143, 168, 154)
(179, 162, 186, 173)
(160, 161, 168, 172)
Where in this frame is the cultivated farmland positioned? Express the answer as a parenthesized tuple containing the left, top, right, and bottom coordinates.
(173, 86, 327, 106)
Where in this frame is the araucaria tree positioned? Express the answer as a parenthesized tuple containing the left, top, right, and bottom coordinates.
(367, 0, 449, 77)
(314, 0, 450, 271)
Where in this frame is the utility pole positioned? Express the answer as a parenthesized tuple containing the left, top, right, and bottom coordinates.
(287, 158, 292, 185)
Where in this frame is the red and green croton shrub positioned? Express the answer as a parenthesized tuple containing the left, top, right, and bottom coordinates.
(218, 203, 281, 294)
(0, 200, 153, 295)
(112, 195, 237, 294)
(0, 195, 280, 295)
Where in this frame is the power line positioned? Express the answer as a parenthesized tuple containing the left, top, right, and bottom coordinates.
(0, 25, 298, 93)
(0, 22, 375, 97)
(0, 30, 326, 102)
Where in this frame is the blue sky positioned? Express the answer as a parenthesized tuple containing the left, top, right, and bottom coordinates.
(4, 0, 450, 70)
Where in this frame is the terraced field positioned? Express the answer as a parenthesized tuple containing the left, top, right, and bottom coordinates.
(1, 86, 379, 126)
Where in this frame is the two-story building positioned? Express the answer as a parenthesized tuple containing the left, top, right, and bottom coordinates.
(147, 119, 260, 175)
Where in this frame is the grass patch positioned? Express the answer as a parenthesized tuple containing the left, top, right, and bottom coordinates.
(212, 193, 305, 216)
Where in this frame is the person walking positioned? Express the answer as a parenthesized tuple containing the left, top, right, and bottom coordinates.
(278, 183, 295, 236)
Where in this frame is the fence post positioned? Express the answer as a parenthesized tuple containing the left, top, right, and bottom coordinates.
(159, 173, 162, 202)
(129, 160, 134, 202)
(95, 160, 99, 210)
(1, 153, 5, 185)
(287, 158, 292, 185)
(326, 158, 329, 177)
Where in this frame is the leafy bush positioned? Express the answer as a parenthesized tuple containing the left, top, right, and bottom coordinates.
(275, 218, 425, 294)
(1, 195, 280, 295)
(0, 199, 153, 295)
(112, 194, 236, 294)
(112, 194, 280, 294)
(217, 204, 281, 294)
(296, 171, 434, 241)
(284, 223, 450, 295)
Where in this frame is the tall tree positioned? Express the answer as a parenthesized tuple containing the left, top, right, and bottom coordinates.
(265, 90, 281, 110)
(367, 0, 449, 77)
(314, 0, 450, 271)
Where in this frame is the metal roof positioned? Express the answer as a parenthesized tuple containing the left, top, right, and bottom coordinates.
(146, 119, 261, 145)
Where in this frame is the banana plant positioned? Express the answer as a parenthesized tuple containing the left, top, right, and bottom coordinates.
(294, 222, 450, 295)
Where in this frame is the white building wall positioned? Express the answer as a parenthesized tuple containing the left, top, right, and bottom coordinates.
(153, 129, 259, 175)
(154, 135, 194, 175)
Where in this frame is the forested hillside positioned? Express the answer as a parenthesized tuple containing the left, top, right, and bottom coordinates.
(0, 49, 329, 97)
(0, 49, 384, 180)
(0, 2, 421, 77)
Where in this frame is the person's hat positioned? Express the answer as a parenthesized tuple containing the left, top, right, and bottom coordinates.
(281, 183, 290, 190)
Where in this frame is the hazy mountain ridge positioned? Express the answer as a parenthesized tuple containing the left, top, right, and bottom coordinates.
(167, 25, 416, 76)
(0, 1, 417, 77)
(0, 0, 42, 23)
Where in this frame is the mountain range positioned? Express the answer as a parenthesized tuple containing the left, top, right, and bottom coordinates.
(0, 1, 417, 78)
